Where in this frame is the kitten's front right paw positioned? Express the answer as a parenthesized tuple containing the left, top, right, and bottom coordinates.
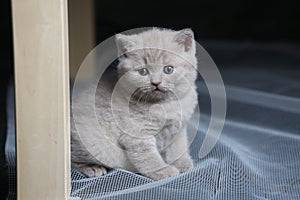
(145, 165, 179, 180)
(74, 163, 107, 177)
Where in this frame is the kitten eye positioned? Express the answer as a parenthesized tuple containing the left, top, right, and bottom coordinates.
(137, 68, 149, 76)
(163, 65, 174, 74)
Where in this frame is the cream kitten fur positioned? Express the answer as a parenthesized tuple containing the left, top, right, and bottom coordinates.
(71, 28, 198, 180)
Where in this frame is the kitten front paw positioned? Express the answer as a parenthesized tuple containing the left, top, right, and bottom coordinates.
(145, 165, 179, 180)
(74, 163, 107, 177)
(172, 155, 194, 173)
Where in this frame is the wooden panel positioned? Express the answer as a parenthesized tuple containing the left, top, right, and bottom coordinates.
(69, 0, 96, 81)
(11, 0, 70, 199)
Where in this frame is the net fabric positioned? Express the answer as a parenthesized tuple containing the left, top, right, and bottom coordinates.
(5, 67, 300, 200)
(70, 85, 300, 200)
(5, 83, 16, 200)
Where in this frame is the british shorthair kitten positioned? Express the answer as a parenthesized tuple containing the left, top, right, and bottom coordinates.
(71, 28, 198, 180)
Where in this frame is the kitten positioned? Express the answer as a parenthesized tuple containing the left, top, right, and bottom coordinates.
(71, 28, 198, 180)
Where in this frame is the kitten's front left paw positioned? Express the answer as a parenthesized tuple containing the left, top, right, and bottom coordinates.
(172, 155, 194, 173)
(145, 165, 179, 180)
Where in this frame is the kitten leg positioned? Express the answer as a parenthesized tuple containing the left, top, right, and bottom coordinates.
(119, 135, 179, 180)
(72, 162, 107, 177)
(163, 127, 194, 173)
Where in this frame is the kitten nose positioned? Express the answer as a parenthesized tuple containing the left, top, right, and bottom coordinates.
(151, 82, 161, 87)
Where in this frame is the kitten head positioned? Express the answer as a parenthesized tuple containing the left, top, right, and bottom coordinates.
(115, 28, 197, 102)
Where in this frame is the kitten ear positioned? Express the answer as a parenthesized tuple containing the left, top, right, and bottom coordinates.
(115, 34, 137, 56)
(174, 29, 195, 54)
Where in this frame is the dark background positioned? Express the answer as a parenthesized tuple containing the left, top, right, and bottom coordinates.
(1, 0, 300, 66)
(0, 0, 13, 198)
(93, 0, 300, 71)
(94, 0, 300, 42)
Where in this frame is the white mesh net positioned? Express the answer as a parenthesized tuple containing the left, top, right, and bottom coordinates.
(6, 66, 300, 200)
(70, 83, 300, 199)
